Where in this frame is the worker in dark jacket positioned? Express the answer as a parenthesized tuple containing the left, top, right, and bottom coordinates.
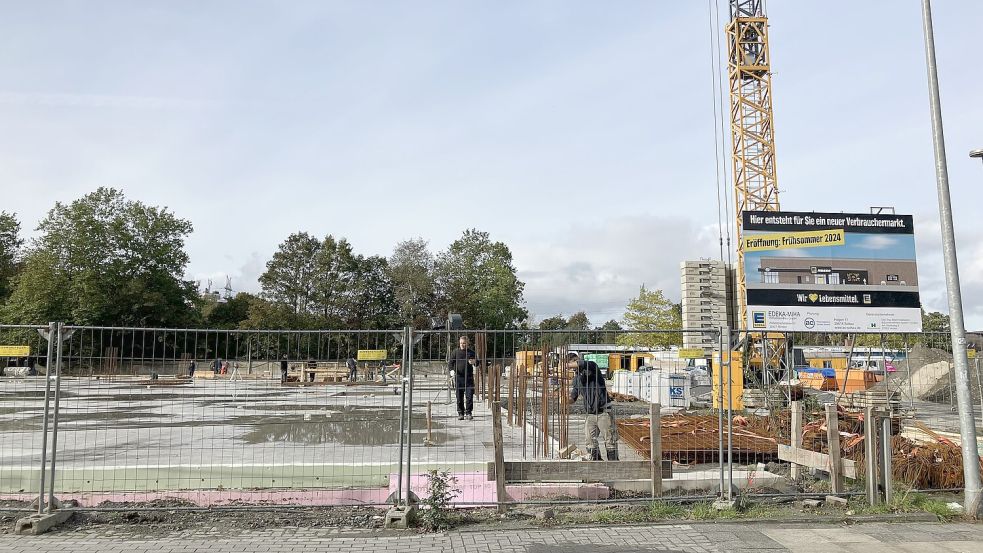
(568, 353, 619, 461)
(280, 355, 289, 383)
(448, 335, 476, 420)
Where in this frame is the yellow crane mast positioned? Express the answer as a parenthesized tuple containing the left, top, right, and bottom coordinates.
(726, 0, 781, 327)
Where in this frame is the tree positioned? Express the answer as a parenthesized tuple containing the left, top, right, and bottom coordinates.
(311, 235, 356, 324)
(3, 188, 197, 326)
(566, 311, 591, 331)
(617, 285, 682, 348)
(435, 229, 527, 328)
(0, 211, 23, 302)
(922, 310, 950, 334)
(595, 319, 623, 344)
(389, 238, 438, 327)
(258, 232, 321, 315)
(341, 255, 397, 329)
(206, 292, 258, 329)
(597, 320, 623, 331)
(538, 315, 567, 331)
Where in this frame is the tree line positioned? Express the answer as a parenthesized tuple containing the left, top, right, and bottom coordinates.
(0, 188, 537, 331)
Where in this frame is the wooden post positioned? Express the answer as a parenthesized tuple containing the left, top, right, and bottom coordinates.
(492, 400, 508, 514)
(790, 401, 803, 480)
(825, 404, 844, 494)
(650, 403, 662, 498)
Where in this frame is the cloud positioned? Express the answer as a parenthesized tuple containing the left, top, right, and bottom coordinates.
(855, 235, 897, 250)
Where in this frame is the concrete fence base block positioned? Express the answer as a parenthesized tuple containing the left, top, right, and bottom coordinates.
(383, 505, 416, 529)
(826, 495, 849, 507)
(13, 510, 74, 535)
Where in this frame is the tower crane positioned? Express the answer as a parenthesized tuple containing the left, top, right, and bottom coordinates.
(727, 0, 781, 326)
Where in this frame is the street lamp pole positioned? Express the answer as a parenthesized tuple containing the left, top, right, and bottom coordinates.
(921, 0, 982, 518)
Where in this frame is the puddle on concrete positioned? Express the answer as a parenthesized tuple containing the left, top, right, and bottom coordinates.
(0, 390, 77, 399)
(240, 408, 445, 446)
(0, 408, 160, 432)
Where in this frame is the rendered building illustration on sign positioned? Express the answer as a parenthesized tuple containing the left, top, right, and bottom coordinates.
(742, 210, 922, 333)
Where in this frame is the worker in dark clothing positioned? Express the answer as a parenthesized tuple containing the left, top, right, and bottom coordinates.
(567, 353, 619, 461)
(280, 355, 289, 383)
(346, 355, 357, 382)
(188, 359, 196, 378)
(447, 335, 476, 420)
(212, 358, 222, 375)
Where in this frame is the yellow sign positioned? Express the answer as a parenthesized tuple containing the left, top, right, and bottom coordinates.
(0, 345, 30, 356)
(357, 349, 387, 361)
(678, 348, 707, 359)
(969, 349, 977, 360)
(744, 228, 845, 252)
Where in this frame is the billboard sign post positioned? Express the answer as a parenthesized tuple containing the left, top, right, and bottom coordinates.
(742, 210, 922, 333)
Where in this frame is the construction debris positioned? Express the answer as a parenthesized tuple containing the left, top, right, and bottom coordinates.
(617, 414, 782, 464)
(608, 392, 638, 403)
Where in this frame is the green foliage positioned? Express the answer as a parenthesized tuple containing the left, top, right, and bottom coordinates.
(258, 233, 397, 329)
(258, 232, 322, 315)
(388, 238, 438, 327)
(647, 501, 686, 519)
(566, 311, 590, 331)
(420, 470, 460, 532)
(0, 211, 23, 303)
(538, 315, 567, 331)
(850, 491, 959, 522)
(3, 188, 196, 326)
(205, 292, 257, 329)
(434, 229, 527, 328)
(617, 285, 682, 348)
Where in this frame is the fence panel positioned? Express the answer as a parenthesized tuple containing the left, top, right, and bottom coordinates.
(0, 324, 53, 508)
(7, 323, 978, 511)
(404, 328, 725, 506)
(45, 326, 407, 508)
(739, 330, 982, 498)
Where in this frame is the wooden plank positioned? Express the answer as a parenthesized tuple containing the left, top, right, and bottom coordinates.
(488, 460, 672, 483)
(778, 445, 857, 480)
(650, 403, 662, 498)
(790, 401, 803, 480)
(826, 404, 844, 493)
(491, 400, 509, 513)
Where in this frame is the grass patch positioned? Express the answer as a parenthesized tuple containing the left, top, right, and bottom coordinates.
(647, 501, 686, 520)
(690, 501, 740, 520)
(848, 490, 958, 522)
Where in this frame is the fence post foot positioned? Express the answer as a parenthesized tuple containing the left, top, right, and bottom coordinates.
(384, 505, 417, 529)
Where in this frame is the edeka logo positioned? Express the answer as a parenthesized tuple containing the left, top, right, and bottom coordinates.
(752, 311, 767, 329)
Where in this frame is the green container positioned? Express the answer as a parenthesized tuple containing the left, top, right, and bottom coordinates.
(583, 353, 609, 368)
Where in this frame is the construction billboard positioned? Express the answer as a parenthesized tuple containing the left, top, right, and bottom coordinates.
(742, 210, 922, 333)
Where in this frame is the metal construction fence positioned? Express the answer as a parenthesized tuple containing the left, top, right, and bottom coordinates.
(1, 324, 981, 513)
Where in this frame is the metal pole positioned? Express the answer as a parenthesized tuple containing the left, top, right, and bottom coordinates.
(404, 326, 415, 506)
(717, 327, 725, 497)
(395, 332, 408, 507)
(725, 327, 734, 501)
(882, 415, 893, 505)
(47, 323, 65, 512)
(37, 322, 56, 514)
(921, 0, 982, 518)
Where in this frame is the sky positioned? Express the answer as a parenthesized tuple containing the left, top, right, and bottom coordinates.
(1, 1, 981, 329)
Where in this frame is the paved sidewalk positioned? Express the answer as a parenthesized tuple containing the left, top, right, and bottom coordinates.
(2, 521, 982, 552)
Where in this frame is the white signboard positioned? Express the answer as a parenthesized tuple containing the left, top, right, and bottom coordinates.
(743, 211, 922, 333)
